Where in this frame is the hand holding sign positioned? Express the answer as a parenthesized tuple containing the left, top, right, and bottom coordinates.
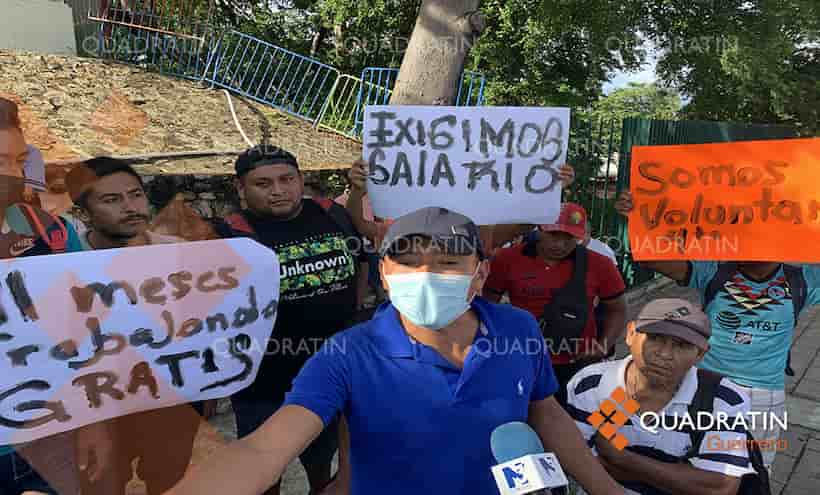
(363, 106, 571, 225)
(349, 160, 369, 192)
(76, 421, 114, 482)
(557, 163, 576, 189)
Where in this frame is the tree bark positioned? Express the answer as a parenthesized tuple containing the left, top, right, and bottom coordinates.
(389, 0, 486, 105)
(311, 25, 328, 57)
(333, 23, 345, 56)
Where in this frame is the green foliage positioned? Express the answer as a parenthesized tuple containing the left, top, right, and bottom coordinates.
(589, 82, 681, 122)
(563, 117, 615, 221)
(213, 0, 816, 132)
(216, 0, 650, 108)
(562, 83, 681, 244)
(317, 0, 421, 75)
(303, 169, 349, 197)
(471, 0, 649, 107)
(645, 0, 819, 134)
(580, 82, 681, 146)
(222, 0, 420, 77)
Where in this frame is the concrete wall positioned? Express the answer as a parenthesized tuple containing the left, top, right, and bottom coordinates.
(0, 0, 77, 55)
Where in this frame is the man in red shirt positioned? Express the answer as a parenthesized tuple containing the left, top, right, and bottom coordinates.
(483, 203, 627, 407)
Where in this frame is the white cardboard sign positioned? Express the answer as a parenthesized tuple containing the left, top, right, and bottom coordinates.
(363, 105, 571, 225)
(0, 238, 279, 445)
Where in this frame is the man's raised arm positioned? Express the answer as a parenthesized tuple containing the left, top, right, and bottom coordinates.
(164, 405, 324, 495)
(345, 160, 379, 243)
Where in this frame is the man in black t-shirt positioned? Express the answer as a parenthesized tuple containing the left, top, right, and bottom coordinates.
(214, 145, 359, 495)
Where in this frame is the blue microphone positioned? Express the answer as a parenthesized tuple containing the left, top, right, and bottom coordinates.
(491, 421, 546, 462)
(490, 422, 568, 495)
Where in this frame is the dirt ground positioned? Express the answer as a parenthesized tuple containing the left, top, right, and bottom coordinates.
(0, 50, 362, 174)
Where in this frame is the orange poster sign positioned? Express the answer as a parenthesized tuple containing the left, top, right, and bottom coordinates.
(628, 137, 820, 261)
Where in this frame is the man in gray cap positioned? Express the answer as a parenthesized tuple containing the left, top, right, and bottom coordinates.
(567, 299, 757, 495)
(166, 206, 625, 495)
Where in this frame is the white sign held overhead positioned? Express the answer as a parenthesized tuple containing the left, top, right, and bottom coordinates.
(363, 105, 571, 225)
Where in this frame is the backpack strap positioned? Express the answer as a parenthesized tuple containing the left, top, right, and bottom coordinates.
(313, 198, 358, 240)
(312, 198, 361, 258)
(782, 264, 806, 377)
(685, 368, 724, 459)
(569, 245, 589, 310)
(224, 212, 256, 237)
(686, 372, 772, 495)
(20, 204, 67, 254)
(571, 245, 588, 289)
(703, 262, 738, 309)
(783, 264, 807, 323)
(742, 431, 774, 495)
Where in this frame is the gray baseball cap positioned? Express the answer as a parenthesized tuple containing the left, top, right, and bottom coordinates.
(634, 298, 712, 350)
(380, 207, 485, 259)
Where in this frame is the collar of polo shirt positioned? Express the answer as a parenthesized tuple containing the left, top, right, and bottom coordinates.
(600, 356, 699, 408)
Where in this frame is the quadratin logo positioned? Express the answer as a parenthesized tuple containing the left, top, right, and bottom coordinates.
(587, 386, 640, 451)
(639, 411, 788, 445)
(588, 387, 788, 453)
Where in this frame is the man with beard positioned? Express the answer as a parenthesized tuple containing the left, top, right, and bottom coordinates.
(64, 157, 203, 495)
(214, 145, 360, 495)
(66, 158, 181, 249)
(615, 190, 820, 472)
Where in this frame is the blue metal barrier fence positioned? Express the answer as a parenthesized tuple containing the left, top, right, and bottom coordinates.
(202, 30, 340, 123)
(352, 67, 486, 136)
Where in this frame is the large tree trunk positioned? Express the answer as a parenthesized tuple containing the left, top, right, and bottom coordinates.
(310, 25, 328, 57)
(389, 0, 485, 105)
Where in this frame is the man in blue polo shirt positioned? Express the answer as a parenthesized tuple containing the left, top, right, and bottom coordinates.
(167, 206, 624, 495)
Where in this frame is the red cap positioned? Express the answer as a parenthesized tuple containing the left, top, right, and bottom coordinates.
(539, 203, 587, 240)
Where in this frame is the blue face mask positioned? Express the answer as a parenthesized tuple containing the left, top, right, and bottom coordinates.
(385, 269, 477, 330)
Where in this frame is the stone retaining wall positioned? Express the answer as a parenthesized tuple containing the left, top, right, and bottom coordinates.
(141, 171, 348, 220)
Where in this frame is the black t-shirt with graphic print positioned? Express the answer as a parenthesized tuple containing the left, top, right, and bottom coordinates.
(215, 200, 358, 402)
